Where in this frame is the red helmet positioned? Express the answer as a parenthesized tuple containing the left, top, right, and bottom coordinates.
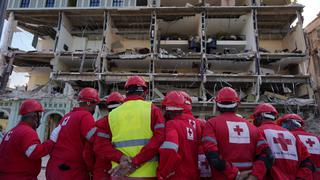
(252, 103, 278, 117)
(162, 91, 185, 111)
(78, 87, 100, 103)
(19, 99, 44, 115)
(278, 114, 304, 127)
(106, 92, 125, 105)
(179, 91, 192, 110)
(125, 76, 147, 89)
(215, 87, 240, 103)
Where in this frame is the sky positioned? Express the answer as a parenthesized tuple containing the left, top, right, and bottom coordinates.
(1, 1, 320, 88)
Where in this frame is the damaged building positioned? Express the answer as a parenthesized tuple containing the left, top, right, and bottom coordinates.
(0, 0, 319, 140)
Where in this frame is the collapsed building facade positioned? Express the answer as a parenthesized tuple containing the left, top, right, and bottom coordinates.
(0, 0, 319, 140)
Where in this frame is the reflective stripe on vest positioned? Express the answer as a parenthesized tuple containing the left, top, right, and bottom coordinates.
(109, 100, 157, 178)
(232, 162, 253, 168)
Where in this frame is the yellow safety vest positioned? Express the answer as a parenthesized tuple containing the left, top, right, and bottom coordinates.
(109, 100, 158, 177)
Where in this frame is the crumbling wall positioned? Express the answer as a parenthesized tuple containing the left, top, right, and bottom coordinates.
(37, 37, 55, 52)
(56, 14, 73, 52)
(283, 24, 306, 52)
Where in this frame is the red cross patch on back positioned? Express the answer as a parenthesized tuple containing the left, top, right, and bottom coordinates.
(186, 127, 194, 140)
(264, 129, 298, 161)
(298, 135, 320, 155)
(226, 121, 250, 144)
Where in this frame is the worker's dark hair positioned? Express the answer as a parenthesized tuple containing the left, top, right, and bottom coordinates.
(126, 85, 146, 96)
(20, 113, 34, 121)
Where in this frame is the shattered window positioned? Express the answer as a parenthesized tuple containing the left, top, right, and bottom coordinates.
(90, 0, 100, 7)
(20, 0, 30, 8)
(45, 0, 55, 7)
(113, 0, 124, 7)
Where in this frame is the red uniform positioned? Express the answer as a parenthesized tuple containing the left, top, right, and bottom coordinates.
(258, 121, 313, 180)
(291, 128, 320, 179)
(157, 113, 199, 179)
(83, 117, 112, 180)
(93, 95, 165, 179)
(46, 107, 97, 180)
(0, 121, 55, 180)
(203, 112, 269, 180)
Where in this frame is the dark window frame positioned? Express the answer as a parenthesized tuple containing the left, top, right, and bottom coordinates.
(20, 0, 30, 8)
(45, 0, 55, 7)
(112, 0, 123, 7)
(90, 0, 100, 7)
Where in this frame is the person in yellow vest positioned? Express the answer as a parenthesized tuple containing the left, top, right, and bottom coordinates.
(95, 76, 165, 179)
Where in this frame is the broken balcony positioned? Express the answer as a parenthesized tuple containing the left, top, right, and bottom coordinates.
(103, 9, 152, 74)
(206, 7, 255, 73)
(258, 5, 307, 75)
(205, 0, 251, 6)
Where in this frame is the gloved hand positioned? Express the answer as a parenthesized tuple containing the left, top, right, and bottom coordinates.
(109, 155, 136, 177)
(50, 125, 61, 142)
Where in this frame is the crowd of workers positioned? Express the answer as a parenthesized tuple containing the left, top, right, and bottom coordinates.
(0, 75, 319, 180)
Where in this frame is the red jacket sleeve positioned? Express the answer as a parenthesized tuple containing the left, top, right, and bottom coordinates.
(22, 130, 55, 159)
(202, 120, 239, 179)
(296, 137, 313, 179)
(80, 113, 97, 142)
(251, 129, 269, 180)
(157, 121, 181, 179)
(132, 104, 165, 166)
(93, 117, 123, 163)
(83, 140, 95, 172)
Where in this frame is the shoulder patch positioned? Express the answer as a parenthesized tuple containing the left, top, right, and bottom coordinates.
(226, 121, 250, 144)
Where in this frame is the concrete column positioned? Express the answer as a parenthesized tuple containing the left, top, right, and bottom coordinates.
(0, 12, 15, 52)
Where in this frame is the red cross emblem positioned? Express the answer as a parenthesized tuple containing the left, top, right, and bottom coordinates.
(306, 138, 315, 147)
(201, 160, 210, 169)
(233, 125, 243, 136)
(273, 133, 292, 151)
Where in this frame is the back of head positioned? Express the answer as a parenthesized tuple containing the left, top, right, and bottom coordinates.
(78, 87, 100, 114)
(278, 114, 304, 131)
(215, 87, 240, 113)
(125, 76, 147, 97)
(106, 92, 125, 111)
(179, 91, 192, 112)
(252, 103, 278, 127)
(19, 99, 44, 129)
(162, 91, 186, 120)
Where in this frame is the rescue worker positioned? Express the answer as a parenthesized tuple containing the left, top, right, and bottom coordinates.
(278, 114, 320, 179)
(83, 92, 125, 180)
(157, 91, 199, 179)
(252, 103, 314, 180)
(202, 87, 273, 180)
(95, 76, 165, 179)
(46, 87, 100, 180)
(179, 91, 211, 179)
(0, 99, 60, 180)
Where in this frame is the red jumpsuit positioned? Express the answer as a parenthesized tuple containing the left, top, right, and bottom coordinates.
(291, 128, 320, 179)
(258, 121, 313, 180)
(46, 107, 97, 180)
(83, 117, 112, 180)
(93, 95, 165, 180)
(183, 109, 210, 178)
(203, 112, 269, 180)
(157, 113, 199, 180)
(0, 121, 55, 180)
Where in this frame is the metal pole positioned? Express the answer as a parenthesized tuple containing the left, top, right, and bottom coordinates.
(0, 0, 8, 42)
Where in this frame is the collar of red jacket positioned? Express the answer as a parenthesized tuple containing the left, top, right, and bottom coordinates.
(172, 113, 195, 121)
(261, 120, 277, 126)
(72, 107, 89, 112)
(19, 121, 33, 128)
(124, 95, 144, 102)
(291, 127, 305, 133)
